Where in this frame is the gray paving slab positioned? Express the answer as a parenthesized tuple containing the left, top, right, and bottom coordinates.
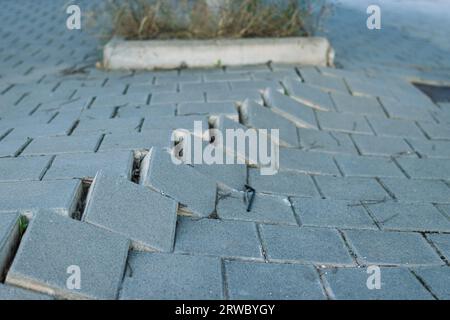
(140, 147, 217, 217)
(240, 99, 299, 147)
(178, 102, 239, 121)
(174, 217, 262, 259)
(413, 266, 450, 300)
(418, 122, 450, 140)
(193, 163, 247, 191)
(98, 131, 173, 152)
(207, 90, 264, 104)
(344, 229, 443, 266)
(117, 104, 176, 118)
(229, 80, 283, 91)
(300, 71, 348, 93)
(298, 128, 358, 155)
(141, 115, 208, 131)
(367, 117, 425, 139)
(72, 118, 141, 136)
(283, 78, 335, 112)
(83, 171, 177, 252)
(379, 97, 435, 122)
(317, 112, 373, 135)
(380, 178, 450, 203)
(279, 148, 340, 175)
(248, 168, 319, 197)
(366, 202, 450, 232)
(324, 267, 433, 300)
(0, 156, 52, 182)
(344, 76, 393, 98)
(0, 284, 53, 300)
(427, 234, 450, 262)
(90, 93, 148, 108)
(352, 135, 415, 157)
(21, 135, 102, 156)
(334, 154, 405, 178)
(6, 210, 130, 300)
(43, 150, 134, 180)
(407, 139, 450, 159)
(396, 158, 450, 180)
(259, 224, 353, 265)
(217, 190, 297, 225)
(314, 176, 389, 201)
(151, 91, 204, 104)
(120, 252, 223, 300)
(262, 88, 318, 129)
(180, 82, 230, 93)
(0, 212, 20, 280)
(292, 198, 377, 229)
(330, 91, 385, 116)
(225, 261, 326, 300)
(0, 180, 81, 218)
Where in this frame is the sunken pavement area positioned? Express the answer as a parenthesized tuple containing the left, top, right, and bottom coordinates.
(0, 0, 449, 300)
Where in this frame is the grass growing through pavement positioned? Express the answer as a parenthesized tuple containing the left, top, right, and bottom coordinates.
(88, 0, 331, 40)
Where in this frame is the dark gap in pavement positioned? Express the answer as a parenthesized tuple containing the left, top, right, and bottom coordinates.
(413, 83, 450, 103)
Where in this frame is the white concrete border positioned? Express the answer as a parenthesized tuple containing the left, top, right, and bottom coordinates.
(103, 37, 334, 70)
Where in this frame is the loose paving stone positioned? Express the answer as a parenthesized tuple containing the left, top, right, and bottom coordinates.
(367, 117, 425, 139)
(379, 97, 434, 121)
(174, 217, 262, 259)
(344, 229, 443, 266)
(207, 89, 264, 104)
(292, 198, 377, 229)
(178, 102, 239, 121)
(299, 71, 348, 93)
(367, 202, 450, 232)
(352, 134, 415, 157)
(83, 172, 177, 252)
(225, 261, 326, 300)
(330, 91, 385, 116)
(298, 128, 357, 155)
(283, 78, 335, 111)
(72, 118, 141, 136)
(262, 88, 318, 129)
(141, 115, 208, 131)
(140, 147, 217, 217)
(240, 99, 299, 147)
(396, 158, 450, 180)
(151, 91, 204, 104)
(317, 112, 373, 135)
(324, 267, 433, 300)
(98, 131, 173, 152)
(193, 163, 247, 191)
(380, 178, 450, 203)
(6, 210, 130, 300)
(43, 150, 134, 180)
(117, 104, 176, 118)
(0, 156, 52, 182)
(248, 168, 319, 197)
(418, 122, 450, 140)
(334, 154, 405, 178)
(279, 148, 340, 175)
(120, 252, 223, 300)
(217, 190, 297, 225)
(260, 224, 353, 265)
(0, 180, 81, 218)
(0, 212, 20, 279)
(407, 139, 450, 159)
(0, 284, 53, 300)
(21, 135, 102, 156)
(413, 266, 450, 300)
(427, 234, 450, 262)
(314, 176, 389, 201)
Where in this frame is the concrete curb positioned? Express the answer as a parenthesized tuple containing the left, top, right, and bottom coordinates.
(103, 37, 335, 70)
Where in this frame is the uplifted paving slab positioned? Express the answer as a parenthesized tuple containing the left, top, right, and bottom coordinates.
(283, 78, 335, 111)
(6, 211, 130, 300)
(83, 171, 177, 252)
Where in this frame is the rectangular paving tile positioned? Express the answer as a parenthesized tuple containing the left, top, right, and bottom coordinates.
(379, 97, 434, 122)
(21, 135, 102, 156)
(352, 134, 415, 157)
(279, 148, 340, 175)
(324, 267, 433, 300)
(6, 211, 130, 299)
(0, 156, 52, 182)
(427, 234, 450, 262)
(413, 266, 450, 300)
(193, 163, 247, 191)
(43, 150, 134, 180)
(380, 178, 450, 203)
(330, 91, 385, 116)
(367, 117, 425, 139)
(207, 90, 263, 104)
(366, 202, 450, 232)
(396, 158, 450, 180)
(141, 115, 208, 131)
(229, 80, 283, 91)
(83, 171, 177, 252)
(344, 229, 443, 266)
(298, 128, 358, 155)
(174, 217, 262, 259)
(292, 198, 377, 229)
(0, 212, 20, 280)
(178, 102, 239, 121)
(180, 82, 230, 93)
(0, 283, 53, 300)
(317, 112, 373, 135)
(300, 70, 348, 93)
(334, 154, 405, 178)
(72, 118, 141, 136)
(283, 78, 335, 111)
(407, 139, 450, 159)
(0, 180, 81, 217)
(120, 252, 222, 300)
(225, 261, 326, 300)
(418, 122, 450, 140)
(140, 147, 217, 217)
(248, 169, 319, 197)
(98, 131, 173, 152)
(314, 176, 389, 201)
(117, 104, 176, 118)
(259, 224, 353, 265)
(217, 190, 297, 225)
(151, 91, 204, 104)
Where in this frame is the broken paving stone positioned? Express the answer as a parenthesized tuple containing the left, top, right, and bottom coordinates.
(83, 171, 177, 252)
(0, 283, 53, 300)
(217, 190, 297, 225)
(21, 135, 102, 156)
(178, 102, 239, 121)
(192, 162, 247, 191)
(240, 99, 299, 147)
(98, 131, 173, 152)
(120, 252, 223, 300)
(139, 147, 216, 218)
(282, 78, 335, 112)
(0, 156, 52, 182)
(6, 210, 130, 300)
(0, 180, 81, 218)
(262, 88, 318, 129)
(43, 150, 134, 180)
(0, 212, 20, 280)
